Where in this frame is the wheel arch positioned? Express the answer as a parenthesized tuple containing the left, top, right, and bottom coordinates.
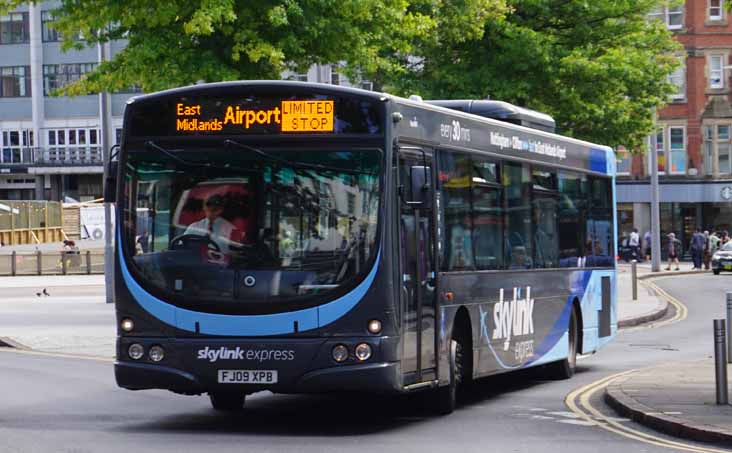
(451, 306, 473, 380)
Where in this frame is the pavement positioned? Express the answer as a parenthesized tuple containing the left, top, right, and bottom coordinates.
(0, 274, 114, 357)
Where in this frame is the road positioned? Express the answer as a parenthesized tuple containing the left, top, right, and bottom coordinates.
(0, 273, 726, 453)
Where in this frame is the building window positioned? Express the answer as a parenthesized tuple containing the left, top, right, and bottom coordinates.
(616, 146, 631, 175)
(710, 0, 724, 20)
(45, 128, 101, 163)
(649, 5, 684, 29)
(41, 11, 59, 42)
(360, 80, 373, 91)
(648, 128, 666, 175)
(710, 55, 725, 89)
(1, 129, 34, 164)
(668, 59, 685, 100)
(0, 66, 30, 97)
(292, 73, 308, 82)
(704, 124, 732, 175)
(669, 126, 686, 175)
(330, 70, 341, 86)
(43, 63, 97, 95)
(0, 13, 29, 44)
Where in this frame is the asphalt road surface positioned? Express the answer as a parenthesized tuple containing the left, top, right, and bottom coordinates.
(0, 274, 727, 453)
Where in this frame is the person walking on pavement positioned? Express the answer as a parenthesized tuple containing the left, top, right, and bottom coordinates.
(710, 230, 721, 261)
(629, 228, 640, 261)
(643, 230, 652, 261)
(690, 229, 705, 270)
(666, 232, 681, 271)
(703, 230, 711, 270)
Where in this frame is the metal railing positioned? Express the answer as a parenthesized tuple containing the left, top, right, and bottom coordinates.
(0, 147, 103, 166)
(0, 250, 105, 276)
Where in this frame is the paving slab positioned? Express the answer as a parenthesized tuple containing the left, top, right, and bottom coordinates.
(606, 360, 732, 444)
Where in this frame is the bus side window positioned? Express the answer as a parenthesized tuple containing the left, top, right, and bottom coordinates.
(504, 162, 532, 269)
(438, 151, 474, 271)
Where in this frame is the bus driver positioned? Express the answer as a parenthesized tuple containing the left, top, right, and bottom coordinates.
(183, 194, 238, 254)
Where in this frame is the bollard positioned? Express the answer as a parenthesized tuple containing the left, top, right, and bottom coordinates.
(714, 319, 729, 405)
(61, 252, 67, 275)
(728, 293, 732, 364)
(631, 260, 638, 301)
(86, 250, 91, 275)
(10, 251, 16, 276)
(36, 250, 42, 276)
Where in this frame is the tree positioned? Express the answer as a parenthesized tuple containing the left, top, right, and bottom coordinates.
(0, 0, 506, 94)
(384, 0, 682, 149)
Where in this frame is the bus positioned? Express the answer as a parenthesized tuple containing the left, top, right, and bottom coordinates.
(109, 81, 616, 414)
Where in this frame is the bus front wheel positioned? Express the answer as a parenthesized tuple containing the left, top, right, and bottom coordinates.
(209, 391, 246, 411)
(434, 337, 464, 415)
(546, 307, 578, 380)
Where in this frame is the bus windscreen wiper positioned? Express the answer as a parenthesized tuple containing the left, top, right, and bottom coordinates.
(145, 141, 208, 168)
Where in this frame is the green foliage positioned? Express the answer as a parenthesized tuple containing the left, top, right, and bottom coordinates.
(0, 0, 678, 148)
(385, 0, 682, 149)
(0, 0, 505, 95)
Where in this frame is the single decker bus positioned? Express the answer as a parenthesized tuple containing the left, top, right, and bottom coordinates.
(109, 81, 617, 414)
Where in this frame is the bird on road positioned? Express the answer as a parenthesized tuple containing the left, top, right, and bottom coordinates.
(43, 288, 49, 297)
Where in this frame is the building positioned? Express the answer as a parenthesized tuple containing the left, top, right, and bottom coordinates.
(0, 2, 370, 202)
(617, 0, 732, 249)
(0, 2, 135, 201)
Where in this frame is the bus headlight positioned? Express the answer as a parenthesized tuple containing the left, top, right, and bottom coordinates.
(367, 319, 382, 334)
(120, 318, 134, 332)
(354, 343, 372, 361)
(128, 343, 144, 360)
(332, 344, 349, 363)
(149, 345, 165, 362)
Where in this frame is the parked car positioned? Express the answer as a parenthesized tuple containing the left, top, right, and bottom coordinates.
(712, 241, 732, 275)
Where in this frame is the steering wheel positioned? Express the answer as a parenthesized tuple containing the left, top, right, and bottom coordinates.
(169, 234, 222, 253)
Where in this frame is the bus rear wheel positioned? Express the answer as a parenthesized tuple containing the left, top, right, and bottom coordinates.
(434, 337, 464, 415)
(209, 391, 246, 411)
(546, 307, 578, 380)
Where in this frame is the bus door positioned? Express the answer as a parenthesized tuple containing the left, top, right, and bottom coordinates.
(398, 148, 437, 383)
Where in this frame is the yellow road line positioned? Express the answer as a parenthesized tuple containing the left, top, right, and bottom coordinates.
(622, 279, 688, 332)
(566, 370, 732, 453)
(0, 347, 114, 363)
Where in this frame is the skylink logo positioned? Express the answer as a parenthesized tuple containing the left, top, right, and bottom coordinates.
(198, 347, 244, 362)
(493, 287, 535, 351)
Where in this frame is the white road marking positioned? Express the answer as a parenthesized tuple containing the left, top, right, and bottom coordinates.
(556, 419, 598, 426)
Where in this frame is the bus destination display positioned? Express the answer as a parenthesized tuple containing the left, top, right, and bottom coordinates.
(175, 100, 335, 134)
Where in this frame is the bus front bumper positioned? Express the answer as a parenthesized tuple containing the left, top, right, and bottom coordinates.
(115, 360, 401, 394)
(115, 336, 402, 394)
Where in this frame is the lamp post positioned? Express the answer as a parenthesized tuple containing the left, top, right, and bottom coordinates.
(650, 110, 661, 272)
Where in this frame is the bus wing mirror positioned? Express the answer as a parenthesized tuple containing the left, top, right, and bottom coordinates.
(104, 160, 118, 203)
(409, 165, 433, 209)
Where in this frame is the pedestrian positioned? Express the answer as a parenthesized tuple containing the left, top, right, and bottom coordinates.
(710, 230, 721, 260)
(643, 230, 652, 261)
(724, 231, 730, 245)
(666, 232, 681, 271)
(629, 228, 640, 261)
(690, 229, 705, 270)
(703, 230, 711, 270)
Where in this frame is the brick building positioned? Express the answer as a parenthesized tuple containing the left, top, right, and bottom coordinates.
(617, 0, 732, 249)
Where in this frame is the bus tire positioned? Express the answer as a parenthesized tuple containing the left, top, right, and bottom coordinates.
(546, 307, 578, 380)
(434, 337, 463, 415)
(209, 391, 246, 411)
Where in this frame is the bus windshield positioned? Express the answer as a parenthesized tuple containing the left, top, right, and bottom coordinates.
(122, 146, 382, 313)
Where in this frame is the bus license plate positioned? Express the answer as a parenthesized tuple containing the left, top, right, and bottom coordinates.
(218, 370, 278, 384)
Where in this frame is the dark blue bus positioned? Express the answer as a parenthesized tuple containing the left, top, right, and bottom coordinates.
(109, 81, 616, 414)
